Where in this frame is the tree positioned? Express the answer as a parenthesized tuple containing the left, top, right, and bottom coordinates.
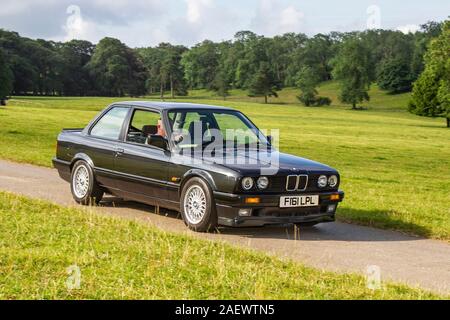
(300, 34, 336, 82)
(331, 37, 372, 109)
(295, 66, 331, 106)
(409, 20, 449, 127)
(139, 44, 187, 99)
(180, 40, 219, 89)
(86, 37, 145, 96)
(0, 21, 446, 100)
(234, 33, 268, 89)
(137, 46, 164, 96)
(248, 62, 280, 103)
(0, 48, 13, 105)
(361, 30, 413, 82)
(377, 57, 413, 93)
(277, 33, 309, 86)
(295, 66, 320, 106)
(372, 31, 416, 93)
(0, 31, 65, 95)
(33, 39, 64, 95)
(58, 40, 94, 96)
(211, 67, 230, 100)
(437, 76, 450, 127)
(0, 30, 37, 95)
(410, 22, 443, 80)
(159, 43, 188, 98)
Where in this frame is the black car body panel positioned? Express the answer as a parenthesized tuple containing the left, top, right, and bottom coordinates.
(53, 101, 344, 227)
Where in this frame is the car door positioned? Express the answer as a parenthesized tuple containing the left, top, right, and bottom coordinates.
(83, 105, 131, 189)
(113, 108, 171, 203)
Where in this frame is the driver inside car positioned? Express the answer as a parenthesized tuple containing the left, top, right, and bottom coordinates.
(157, 119, 166, 137)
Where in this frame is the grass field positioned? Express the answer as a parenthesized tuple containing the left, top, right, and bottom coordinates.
(0, 82, 449, 239)
(0, 191, 442, 299)
(187, 82, 413, 111)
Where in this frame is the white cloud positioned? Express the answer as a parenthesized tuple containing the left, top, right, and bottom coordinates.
(165, 0, 239, 45)
(88, 0, 166, 21)
(0, 2, 29, 16)
(3, 0, 443, 48)
(397, 24, 420, 34)
(50, 0, 170, 46)
(250, 0, 305, 36)
(279, 5, 305, 33)
(186, 0, 212, 23)
(0, 0, 58, 17)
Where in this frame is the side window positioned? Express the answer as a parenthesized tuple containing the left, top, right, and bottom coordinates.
(126, 109, 162, 145)
(214, 113, 259, 144)
(90, 107, 129, 140)
(170, 111, 217, 145)
(183, 112, 202, 130)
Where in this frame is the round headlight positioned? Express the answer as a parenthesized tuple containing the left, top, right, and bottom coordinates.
(257, 176, 269, 189)
(241, 177, 254, 190)
(318, 175, 328, 188)
(328, 175, 338, 188)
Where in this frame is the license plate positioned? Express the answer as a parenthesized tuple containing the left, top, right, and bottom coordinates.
(280, 195, 319, 208)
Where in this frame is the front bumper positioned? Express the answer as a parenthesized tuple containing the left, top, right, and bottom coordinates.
(214, 190, 344, 227)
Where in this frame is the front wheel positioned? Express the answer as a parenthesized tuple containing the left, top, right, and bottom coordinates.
(180, 177, 217, 232)
(70, 160, 104, 205)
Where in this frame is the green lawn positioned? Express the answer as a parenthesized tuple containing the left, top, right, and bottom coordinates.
(0, 191, 441, 299)
(185, 81, 413, 111)
(0, 82, 449, 239)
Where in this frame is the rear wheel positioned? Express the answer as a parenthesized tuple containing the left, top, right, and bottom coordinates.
(70, 160, 104, 205)
(180, 177, 217, 232)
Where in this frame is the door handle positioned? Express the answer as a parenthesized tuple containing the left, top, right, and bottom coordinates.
(115, 148, 125, 156)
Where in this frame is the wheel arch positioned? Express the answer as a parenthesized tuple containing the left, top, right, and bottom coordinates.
(178, 169, 217, 197)
(70, 153, 95, 171)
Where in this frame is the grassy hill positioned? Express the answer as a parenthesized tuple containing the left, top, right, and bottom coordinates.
(0, 191, 441, 299)
(1, 82, 449, 239)
(181, 81, 413, 112)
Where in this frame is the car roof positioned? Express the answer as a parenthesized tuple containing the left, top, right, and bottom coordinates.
(113, 101, 235, 112)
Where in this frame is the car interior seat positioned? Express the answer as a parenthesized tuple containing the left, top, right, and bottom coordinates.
(142, 125, 158, 137)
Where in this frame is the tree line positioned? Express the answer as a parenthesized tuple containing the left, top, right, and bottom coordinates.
(0, 20, 448, 126)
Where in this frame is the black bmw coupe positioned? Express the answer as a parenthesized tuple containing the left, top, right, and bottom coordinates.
(53, 102, 344, 232)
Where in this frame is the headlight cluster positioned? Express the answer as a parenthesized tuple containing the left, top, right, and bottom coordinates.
(318, 175, 339, 188)
(241, 177, 269, 190)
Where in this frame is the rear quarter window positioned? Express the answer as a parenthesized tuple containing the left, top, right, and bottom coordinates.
(90, 107, 129, 140)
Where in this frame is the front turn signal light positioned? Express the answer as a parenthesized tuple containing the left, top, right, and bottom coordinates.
(245, 197, 260, 204)
(330, 194, 340, 201)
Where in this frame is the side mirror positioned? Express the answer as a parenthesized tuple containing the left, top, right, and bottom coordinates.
(172, 134, 184, 145)
(267, 135, 273, 145)
(147, 135, 168, 150)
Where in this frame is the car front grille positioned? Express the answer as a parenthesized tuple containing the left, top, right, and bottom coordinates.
(255, 174, 337, 193)
(285, 175, 308, 191)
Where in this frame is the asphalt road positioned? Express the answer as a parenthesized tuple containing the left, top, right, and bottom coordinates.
(0, 159, 449, 294)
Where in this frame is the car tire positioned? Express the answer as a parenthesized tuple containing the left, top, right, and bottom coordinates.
(180, 177, 217, 232)
(70, 160, 104, 205)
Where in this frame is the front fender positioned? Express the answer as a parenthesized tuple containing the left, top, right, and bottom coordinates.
(179, 169, 218, 195)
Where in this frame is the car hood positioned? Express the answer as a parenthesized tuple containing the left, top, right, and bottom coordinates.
(202, 149, 336, 175)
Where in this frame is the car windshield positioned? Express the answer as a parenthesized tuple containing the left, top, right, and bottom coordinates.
(168, 109, 270, 149)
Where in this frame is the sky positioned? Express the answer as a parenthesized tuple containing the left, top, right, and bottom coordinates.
(0, 0, 449, 47)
